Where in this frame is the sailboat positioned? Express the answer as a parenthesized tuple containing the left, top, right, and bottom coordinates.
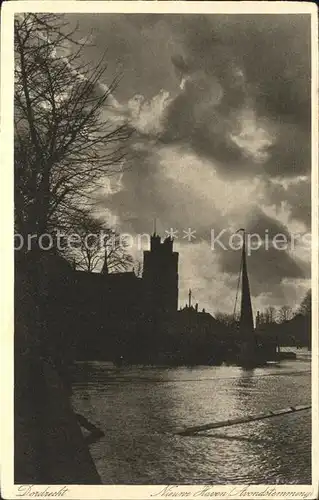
(234, 229, 270, 368)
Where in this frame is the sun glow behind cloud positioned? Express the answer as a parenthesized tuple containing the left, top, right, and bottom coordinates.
(70, 13, 311, 314)
(95, 82, 311, 313)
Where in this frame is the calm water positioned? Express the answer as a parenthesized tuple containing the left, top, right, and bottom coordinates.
(72, 352, 311, 485)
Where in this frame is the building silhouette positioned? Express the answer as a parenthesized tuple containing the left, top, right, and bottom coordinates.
(43, 232, 180, 361)
(33, 232, 236, 364)
(143, 233, 179, 317)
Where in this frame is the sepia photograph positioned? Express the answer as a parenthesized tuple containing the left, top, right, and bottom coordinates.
(1, 1, 318, 498)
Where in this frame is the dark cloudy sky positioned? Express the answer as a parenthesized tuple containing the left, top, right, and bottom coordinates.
(67, 13, 311, 314)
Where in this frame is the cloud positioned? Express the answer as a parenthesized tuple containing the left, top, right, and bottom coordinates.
(102, 144, 265, 236)
(68, 13, 311, 313)
(161, 14, 311, 179)
(263, 176, 311, 230)
(178, 14, 310, 127)
(256, 278, 311, 311)
(177, 240, 239, 313)
(159, 73, 252, 176)
(128, 90, 172, 136)
(176, 239, 309, 314)
(99, 143, 310, 310)
(71, 14, 311, 179)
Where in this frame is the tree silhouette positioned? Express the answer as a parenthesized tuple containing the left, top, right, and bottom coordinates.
(134, 260, 143, 278)
(265, 306, 277, 324)
(298, 289, 311, 316)
(278, 305, 293, 323)
(59, 209, 133, 273)
(215, 311, 240, 328)
(14, 13, 131, 241)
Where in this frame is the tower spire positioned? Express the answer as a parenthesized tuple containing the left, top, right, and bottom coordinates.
(238, 229, 254, 335)
(153, 217, 157, 236)
(235, 228, 257, 367)
(188, 289, 192, 308)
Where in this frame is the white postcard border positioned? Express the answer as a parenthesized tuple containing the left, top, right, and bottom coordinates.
(1, 2, 318, 499)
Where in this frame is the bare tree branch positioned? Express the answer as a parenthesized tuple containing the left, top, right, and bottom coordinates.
(59, 210, 133, 273)
(14, 13, 132, 240)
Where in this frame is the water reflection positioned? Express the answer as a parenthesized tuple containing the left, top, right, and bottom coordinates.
(72, 359, 311, 484)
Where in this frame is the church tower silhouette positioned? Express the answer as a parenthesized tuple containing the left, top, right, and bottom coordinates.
(142, 231, 179, 317)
